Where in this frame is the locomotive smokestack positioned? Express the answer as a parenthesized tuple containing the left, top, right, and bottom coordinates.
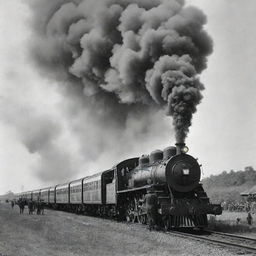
(175, 143, 186, 155)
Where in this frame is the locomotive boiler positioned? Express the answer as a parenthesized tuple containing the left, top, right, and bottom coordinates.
(119, 143, 222, 229)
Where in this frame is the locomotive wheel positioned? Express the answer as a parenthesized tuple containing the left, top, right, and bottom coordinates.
(163, 217, 170, 231)
(126, 209, 135, 222)
(138, 214, 147, 224)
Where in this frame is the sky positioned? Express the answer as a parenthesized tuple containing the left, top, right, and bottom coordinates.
(0, 0, 256, 194)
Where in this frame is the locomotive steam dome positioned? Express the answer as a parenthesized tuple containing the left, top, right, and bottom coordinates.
(149, 150, 163, 164)
(165, 154, 201, 192)
(163, 146, 176, 160)
(139, 154, 149, 167)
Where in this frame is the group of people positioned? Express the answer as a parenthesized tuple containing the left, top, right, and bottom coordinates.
(236, 212, 253, 225)
(221, 200, 256, 213)
(11, 198, 45, 215)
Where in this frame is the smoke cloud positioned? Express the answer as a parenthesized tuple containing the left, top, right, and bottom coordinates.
(28, 0, 212, 144)
(0, 91, 79, 183)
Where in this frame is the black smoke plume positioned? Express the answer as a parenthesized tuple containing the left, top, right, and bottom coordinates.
(28, 0, 212, 143)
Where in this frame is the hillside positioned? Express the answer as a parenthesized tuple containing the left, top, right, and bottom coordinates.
(202, 166, 256, 204)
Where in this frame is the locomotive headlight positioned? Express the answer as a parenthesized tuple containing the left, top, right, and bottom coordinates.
(183, 169, 190, 175)
(181, 146, 189, 153)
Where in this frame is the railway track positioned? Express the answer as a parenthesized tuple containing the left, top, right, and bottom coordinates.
(167, 229, 256, 254)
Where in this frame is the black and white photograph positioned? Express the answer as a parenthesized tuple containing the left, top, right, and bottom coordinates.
(0, 0, 256, 255)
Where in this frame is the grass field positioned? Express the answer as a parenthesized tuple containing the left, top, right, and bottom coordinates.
(208, 211, 256, 238)
(0, 203, 246, 256)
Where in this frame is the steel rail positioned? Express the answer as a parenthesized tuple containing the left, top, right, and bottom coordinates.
(208, 230, 256, 242)
(167, 230, 256, 254)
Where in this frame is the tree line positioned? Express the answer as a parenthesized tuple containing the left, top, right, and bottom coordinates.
(202, 166, 256, 204)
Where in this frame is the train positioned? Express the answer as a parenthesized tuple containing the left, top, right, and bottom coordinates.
(14, 143, 222, 229)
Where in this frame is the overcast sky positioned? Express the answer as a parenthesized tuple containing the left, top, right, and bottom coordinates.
(0, 0, 256, 194)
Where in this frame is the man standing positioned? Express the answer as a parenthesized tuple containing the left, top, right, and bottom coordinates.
(145, 189, 158, 231)
(28, 200, 34, 215)
(247, 212, 253, 225)
(18, 199, 25, 214)
(36, 200, 41, 215)
(40, 200, 45, 215)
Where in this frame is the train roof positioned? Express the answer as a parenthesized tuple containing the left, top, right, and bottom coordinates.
(13, 158, 140, 195)
(111, 157, 139, 169)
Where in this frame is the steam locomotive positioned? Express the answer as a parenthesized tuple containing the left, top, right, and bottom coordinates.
(14, 143, 222, 229)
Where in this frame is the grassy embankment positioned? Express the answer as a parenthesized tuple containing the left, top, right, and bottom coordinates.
(208, 211, 256, 235)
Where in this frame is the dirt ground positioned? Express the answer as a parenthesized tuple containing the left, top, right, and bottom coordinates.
(0, 203, 252, 256)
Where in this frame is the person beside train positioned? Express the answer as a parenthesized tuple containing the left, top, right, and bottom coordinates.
(17, 198, 25, 214)
(36, 198, 41, 215)
(28, 199, 34, 215)
(145, 189, 158, 231)
(247, 212, 253, 225)
(40, 200, 45, 215)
